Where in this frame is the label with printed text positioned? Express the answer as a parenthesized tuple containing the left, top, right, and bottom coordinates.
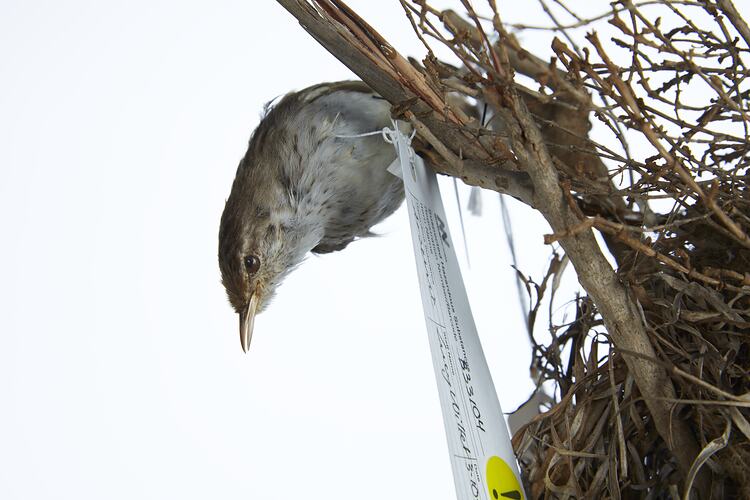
(390, 128, 526, 500)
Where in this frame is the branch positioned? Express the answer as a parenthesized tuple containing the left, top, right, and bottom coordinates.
(275, 0, 710, 493)
(275, 0, 533, 205)
(716, 0, 750, 50)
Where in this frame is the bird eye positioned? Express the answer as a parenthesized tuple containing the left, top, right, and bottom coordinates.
(244, 255, 261, 274)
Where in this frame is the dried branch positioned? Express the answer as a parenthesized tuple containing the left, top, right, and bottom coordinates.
(275, 0, 750, 497)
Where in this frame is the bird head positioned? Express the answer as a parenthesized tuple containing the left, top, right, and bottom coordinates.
(218, 166, 321, 352)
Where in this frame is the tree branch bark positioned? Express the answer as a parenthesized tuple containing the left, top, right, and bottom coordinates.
(716, 0, 750, 50)
(484, 86, 705, 494)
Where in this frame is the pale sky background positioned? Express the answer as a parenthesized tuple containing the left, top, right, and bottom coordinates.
(0, 2, 601, 499)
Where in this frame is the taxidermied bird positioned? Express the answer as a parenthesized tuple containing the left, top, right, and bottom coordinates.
(218, 81, 404, 352)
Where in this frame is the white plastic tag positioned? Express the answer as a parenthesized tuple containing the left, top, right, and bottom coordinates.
(387, 126, 526, 500)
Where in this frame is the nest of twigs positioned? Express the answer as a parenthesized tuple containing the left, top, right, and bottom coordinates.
(278, 0, 750, 497)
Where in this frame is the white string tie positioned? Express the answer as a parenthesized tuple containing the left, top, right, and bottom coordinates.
(335, 119, 416, 144)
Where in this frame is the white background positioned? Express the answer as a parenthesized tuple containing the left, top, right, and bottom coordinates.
(0, 2, 589, 499)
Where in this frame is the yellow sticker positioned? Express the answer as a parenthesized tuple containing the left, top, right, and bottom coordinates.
(486, 456, 523, 500)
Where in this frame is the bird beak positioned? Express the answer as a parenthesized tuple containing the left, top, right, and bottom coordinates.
(239, 293, 259, 353)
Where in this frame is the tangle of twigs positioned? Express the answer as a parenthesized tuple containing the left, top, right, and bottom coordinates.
(278, 0, 750, 497)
